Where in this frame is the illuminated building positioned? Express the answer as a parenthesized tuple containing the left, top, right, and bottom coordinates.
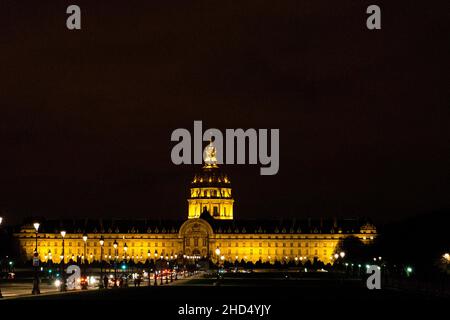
(14, 141, 376, 264)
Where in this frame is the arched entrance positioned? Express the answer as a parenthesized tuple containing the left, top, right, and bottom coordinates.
(179, 219, 214, 259)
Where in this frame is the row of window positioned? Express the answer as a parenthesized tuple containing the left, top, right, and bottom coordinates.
(215, 242, 337, 248)
(191, 188, 232, 198)
(23, 241, 178, 248)
(25, 240, 341, 249)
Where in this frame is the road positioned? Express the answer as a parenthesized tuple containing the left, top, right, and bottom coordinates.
(0, 272, 447, 319)
(0, 272, 199, 299)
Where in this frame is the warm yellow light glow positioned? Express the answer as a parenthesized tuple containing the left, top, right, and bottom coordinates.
(82, 234, 88, 242)
(215, 247, 220, 256)
(60, 230, 66, 238)
(339, 251, 345, 258)
(33, 222, 40, 232)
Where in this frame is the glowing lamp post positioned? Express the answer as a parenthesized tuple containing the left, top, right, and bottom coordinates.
(82, 233, 88, 264)
(31, 222, 41, 295)
(99, 236, 104, 289)
(215, 247, 221, 279)
(123, 243, 128, 286)
(147, 250, 151, 286)
(215, 247, 221, 266)
(113, 240, 118, 287)
(60, 230, 67, 292)
(154, 250, 158, 286)
(81, 233, 88, 289)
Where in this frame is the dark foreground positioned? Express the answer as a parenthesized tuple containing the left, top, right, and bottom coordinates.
(1, 273, 448, 318)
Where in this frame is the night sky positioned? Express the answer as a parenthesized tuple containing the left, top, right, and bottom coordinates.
(1, 1, 449, 225)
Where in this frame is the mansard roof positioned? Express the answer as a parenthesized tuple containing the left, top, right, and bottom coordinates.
(19, 216, 375, 235)
(19, 217, 183, 234)
(208, 217, 375, 234)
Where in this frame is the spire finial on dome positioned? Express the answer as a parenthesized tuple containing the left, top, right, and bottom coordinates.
(203, 138, 218, 167)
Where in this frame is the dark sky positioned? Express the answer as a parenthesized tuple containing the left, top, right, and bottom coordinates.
(0, 1, 449, 225)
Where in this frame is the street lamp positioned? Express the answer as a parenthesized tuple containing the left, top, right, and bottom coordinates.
(215, 247, 221, 279)
(215, 247, 221, 265)
(81, 233, 88, 289)
(124, 243, 128, 261)
(147, 250, 151, 286)
(113, 240, 118, 287)
(123, 243, 128, 286)
(60, 230, 67, 292)
(154, 250, 158, 286)
(82, 233, 88, 263)
(31, 222, 41, 295)
(339, 251, 346, 259)
(99, 236, 104, 289)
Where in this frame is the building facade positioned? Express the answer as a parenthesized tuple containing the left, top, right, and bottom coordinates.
(15, 142, 376, 265)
